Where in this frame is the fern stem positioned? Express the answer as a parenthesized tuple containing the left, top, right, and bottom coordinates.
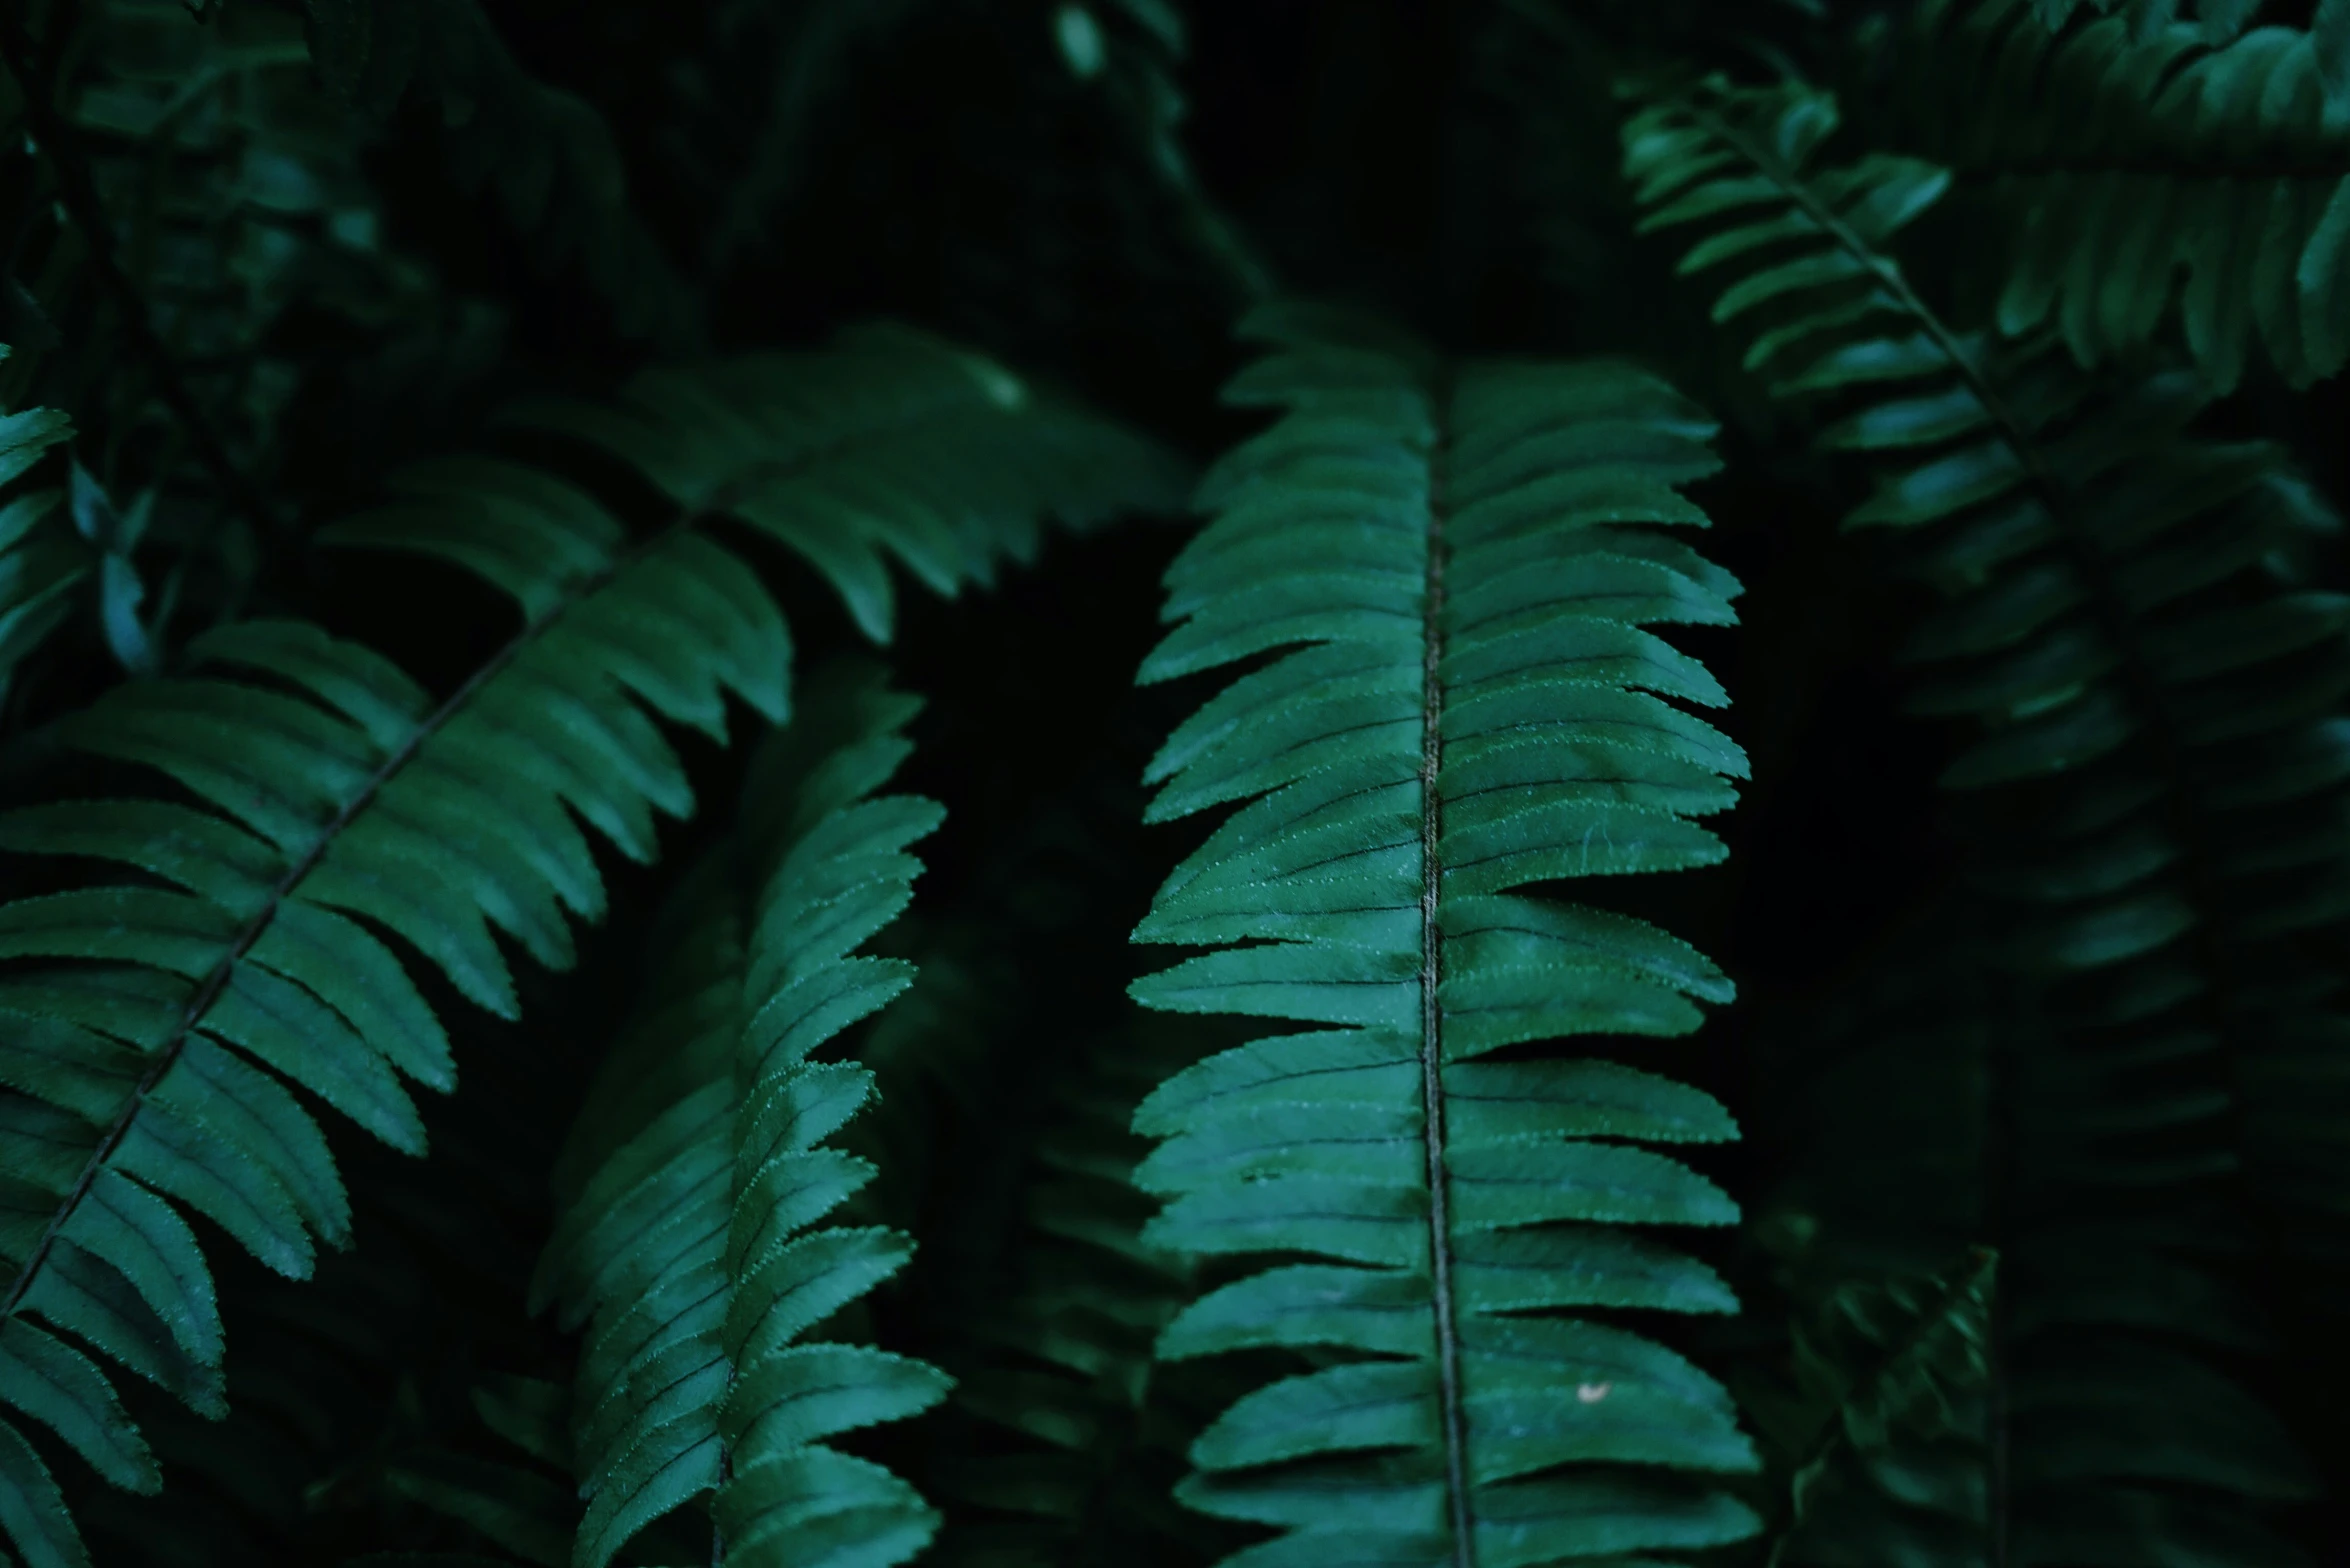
(1419, 392, 1474, 1568)
(0, 4, 277, 541)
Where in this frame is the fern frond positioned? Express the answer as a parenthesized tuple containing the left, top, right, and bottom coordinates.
(1627, 72, 2350, 1222)
(0, 329, 1177, 1567)
(1794, 1255, 1994, 1455)
(535, 662, 948, 1568)
(1625, 71, 2330, 1561)
(1127, 304, 1758, 1566)
(1868, 0, 2350, 390)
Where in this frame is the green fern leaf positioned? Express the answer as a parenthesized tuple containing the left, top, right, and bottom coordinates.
(1868, 0, 2350, 389)
(0, 370, 68, 499)
(0, 329, 1176, 1567)
(537, 662, 948, 1568)
(1624, 80, 2328, 1559)
(1127, 304, 1758, 1565)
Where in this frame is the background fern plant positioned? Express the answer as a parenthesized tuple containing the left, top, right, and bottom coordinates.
(1623, 64, 2336, 1563)
(0, 0, 2345, 1564)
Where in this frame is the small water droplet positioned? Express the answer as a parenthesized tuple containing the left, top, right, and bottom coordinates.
(1576, 1382, 1612, 1404)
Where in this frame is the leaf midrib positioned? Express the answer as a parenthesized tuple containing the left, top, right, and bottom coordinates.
(1419, 378, 1474, 1568)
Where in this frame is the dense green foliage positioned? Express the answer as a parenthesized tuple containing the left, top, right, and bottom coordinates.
(0, 1, 2345, 1564)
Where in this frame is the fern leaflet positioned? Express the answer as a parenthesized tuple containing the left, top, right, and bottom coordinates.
(1128, 303, 1758, 1566)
